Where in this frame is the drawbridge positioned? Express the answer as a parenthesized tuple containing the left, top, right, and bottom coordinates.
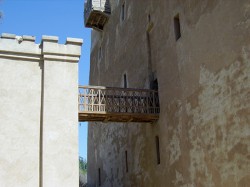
(78, 86, 160, 123)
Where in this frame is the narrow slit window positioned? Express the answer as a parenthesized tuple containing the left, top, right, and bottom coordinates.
(98, 168, 101, 186)
(123, 74, 127, 88)
(121, 2, 125, 21)
(155, 136, 161, 164)
(125, 151, 128, 173)
(148, 14, 151, 23)
(174, 14, 181, 41)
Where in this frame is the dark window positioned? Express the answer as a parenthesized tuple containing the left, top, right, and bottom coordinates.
(155, 136, 161, 164)
(148, 14, 151, 23)
(125, 151, 128, 173)
(174, 14, 181, 41)
(121, 2, 125, 21)
(150, 78, 158, 90)
(98, 168, 101, 186)
(123, 74, 127, 88)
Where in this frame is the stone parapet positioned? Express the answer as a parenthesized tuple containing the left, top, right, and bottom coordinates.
(0, 33, 41, 61)
(42, 35, 83, 62)
(0, 33, 83, 62)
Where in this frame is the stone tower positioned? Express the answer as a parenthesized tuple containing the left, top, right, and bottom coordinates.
(0, 33, 82, 187)
(85, 0, 250, 186)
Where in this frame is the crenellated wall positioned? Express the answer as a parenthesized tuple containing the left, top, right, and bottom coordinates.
(0, 33, 82, 187)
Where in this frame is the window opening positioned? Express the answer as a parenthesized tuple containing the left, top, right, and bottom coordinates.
(123, 74, 127, 88)
(155, 136, 161, 164)
(121, 2, 125, 21)
(125, 151, 128, 173)
(174, 14, 181, 41)
(98, 168, 101, 186)
(151, 78, 158, 90)
(148, 14, 151, 23)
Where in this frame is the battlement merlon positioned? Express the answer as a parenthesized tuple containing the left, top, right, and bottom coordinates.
(42, 35, 83, 63)
(0, 33, 41, 61)
(0, 33, 83, 62)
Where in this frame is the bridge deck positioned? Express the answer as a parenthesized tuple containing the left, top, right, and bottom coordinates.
(78, 86, 160, 123)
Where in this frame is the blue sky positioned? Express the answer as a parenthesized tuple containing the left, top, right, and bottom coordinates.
(0, 0, 90, 159)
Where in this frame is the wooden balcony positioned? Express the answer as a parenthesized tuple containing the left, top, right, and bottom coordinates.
(84, 0, 111, 31)
(79, 86, 160, 123)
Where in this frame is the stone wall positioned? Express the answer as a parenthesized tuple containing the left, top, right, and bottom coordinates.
(0, 33, 82, 187)
(87, 0, 250, 186)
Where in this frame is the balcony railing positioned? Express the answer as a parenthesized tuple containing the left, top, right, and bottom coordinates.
(79, 86, 160, 123)
(84, 0, 111, 31)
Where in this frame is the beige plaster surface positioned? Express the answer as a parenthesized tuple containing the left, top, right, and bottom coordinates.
(0, 34, 82, 187)
(0, 38, 41, 187)
(42, 59, 79, 187)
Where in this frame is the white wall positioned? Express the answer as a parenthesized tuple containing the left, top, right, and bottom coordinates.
(0, 33, 82, 187)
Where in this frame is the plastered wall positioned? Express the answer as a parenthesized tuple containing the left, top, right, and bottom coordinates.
(87, 0, 250, 187)
(0, 33, 82, 187)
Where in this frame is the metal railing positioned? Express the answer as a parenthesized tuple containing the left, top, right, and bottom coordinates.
(79, 86, 160, 115)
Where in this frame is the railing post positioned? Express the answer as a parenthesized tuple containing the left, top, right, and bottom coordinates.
(84, 88, 87, 112)
(98, 89, 101, 112)
(113, 89, 115, 113)
(78, 88, 81, 112)
(118, 90, 120, 113)
(146, 91, 148, 114)
(91, 88, 94, 112)
(153, 91, 156, 114)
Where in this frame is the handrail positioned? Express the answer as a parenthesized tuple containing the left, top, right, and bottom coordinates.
(79, 85, 159, 92)
(79, 85, 160, 115)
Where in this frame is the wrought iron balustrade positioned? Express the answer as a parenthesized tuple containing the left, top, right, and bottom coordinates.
(78, 86, 160, 123)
